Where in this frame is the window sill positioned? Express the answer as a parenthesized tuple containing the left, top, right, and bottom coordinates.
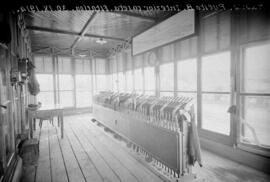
(237, 143, 270, 158)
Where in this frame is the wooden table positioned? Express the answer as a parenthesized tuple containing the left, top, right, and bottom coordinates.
(27, 106, 64, 138)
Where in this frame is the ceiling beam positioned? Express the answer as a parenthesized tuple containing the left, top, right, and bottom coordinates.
(26, 26, 125, 41)
(71, 12, 97, 49)
(112, 11, 157, 22)
(32, 46, 51, 53)
(84, 33, 125, 41)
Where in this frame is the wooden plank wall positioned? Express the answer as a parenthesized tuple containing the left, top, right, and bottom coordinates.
(0, 12, 32, 180)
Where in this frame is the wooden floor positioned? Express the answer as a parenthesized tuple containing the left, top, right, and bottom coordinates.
(21, 114, 270, 182)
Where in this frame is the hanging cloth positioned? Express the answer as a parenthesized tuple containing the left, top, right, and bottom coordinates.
(27, 61, 40, 96)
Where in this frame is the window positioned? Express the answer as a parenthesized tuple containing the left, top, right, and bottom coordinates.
(177, 58, 197, 122)
(75, 59, 91, 74)
(134, 68, 143, 92)
(112, 73, 118, 91)
(144, 66, 155, 95)
(96, 74, 107, 91)
(241, 43, 270, 93)
(160, 92, 174, 97)
(145, 91, 155, 95)
(59, 74, 74, 107)
(160, 62, 174, 96)
(201, 51, 231, 135)
(240, 42, 270, 148)
(75, 75, 92, 107)
(36, 74, 54, 107)
(177, 58, 197, 91)
(106, 74, 113, 92)
(34, 56, 53, 73)
(202, 94, 230, 134)
(240, 96, 270, 147)
(126, 70, 133, 93)
(118, 72, 125, 92)
(202, 52, 230, 92)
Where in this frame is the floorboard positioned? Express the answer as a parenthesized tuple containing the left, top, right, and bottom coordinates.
(48, 122, 69, 182)
(36, 124, 51, 182)
(20, 114, 270, 182)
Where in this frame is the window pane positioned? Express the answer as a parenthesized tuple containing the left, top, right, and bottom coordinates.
(242, 42, 270, 93)
(36, 74, 54, 91)
(83, 59, 91, 73)
(75, 75, 91, 91)
(118, 72, 125, 92)
(112, 73, 118, 91)
(37, 92, 54, 107)
(58, 57, 72, 73)
(59, 91, 73, 107)
(202, 52, 230, 92)
(160, 63, 174, 91)
(177, 58, 197, 91)
(135, 90, 143, 95)
(34, 56, 44, 72)
(76, 91, 92, 107)
(240, 96, 270, 147)
(160, 91, 174, 97)
(106, 74, 113, 91)
(202, 94, 230, 135)
(126, 71, 133, 92)
(75, 59, 84, 73)
(134, 68, 143, 90)
(145, 91, 155, 96)
(59, 74, 73, 90)
(44, 56, 53, 72)
(96, 74, 107, 91)
(144, 67, 155, 91)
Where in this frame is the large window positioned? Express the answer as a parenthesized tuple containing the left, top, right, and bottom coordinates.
(201, 51, 231, 135)
(96, 74, 107, 91)
(75, 75, 92, 107)
(34, 56, 96, 109)
(240, 42, 270, 148)
(118, 72, 125, 92)
(144, 66, 155, 95)
(134, 68, 143, 93)
(112, 73, 118, 91)
(126, 70, 133, 93)
(59, 74, 74, 107)
(35, 56, 54, 107)
(160, 62, 174, 96)
(36, 74, 54, 107)
(177, 58, 197, 120)
(177, 58, 197, 91)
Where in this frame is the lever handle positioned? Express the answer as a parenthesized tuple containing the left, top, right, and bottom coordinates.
(0, 105, 7, 109)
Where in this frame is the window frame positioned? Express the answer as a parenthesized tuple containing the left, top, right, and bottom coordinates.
(198, 50, 233, 146)
(177, 57, 198, 92)
(58, 74, 75, 108)
(236, 40, 270, 155)
(144, 66, 156, 95)
(36, 73, 55, 107)
(159, 62, 174, 92)
(75, 74, 92, 108)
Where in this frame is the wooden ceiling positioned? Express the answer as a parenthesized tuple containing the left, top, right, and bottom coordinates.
(24, 10, 177, 58)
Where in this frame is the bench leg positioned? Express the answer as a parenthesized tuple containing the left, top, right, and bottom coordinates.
(61, 115, 64, 138)
(39, 119, 43, 129)
(58, 116, 60, 127)
(33, 119, 36, 131)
